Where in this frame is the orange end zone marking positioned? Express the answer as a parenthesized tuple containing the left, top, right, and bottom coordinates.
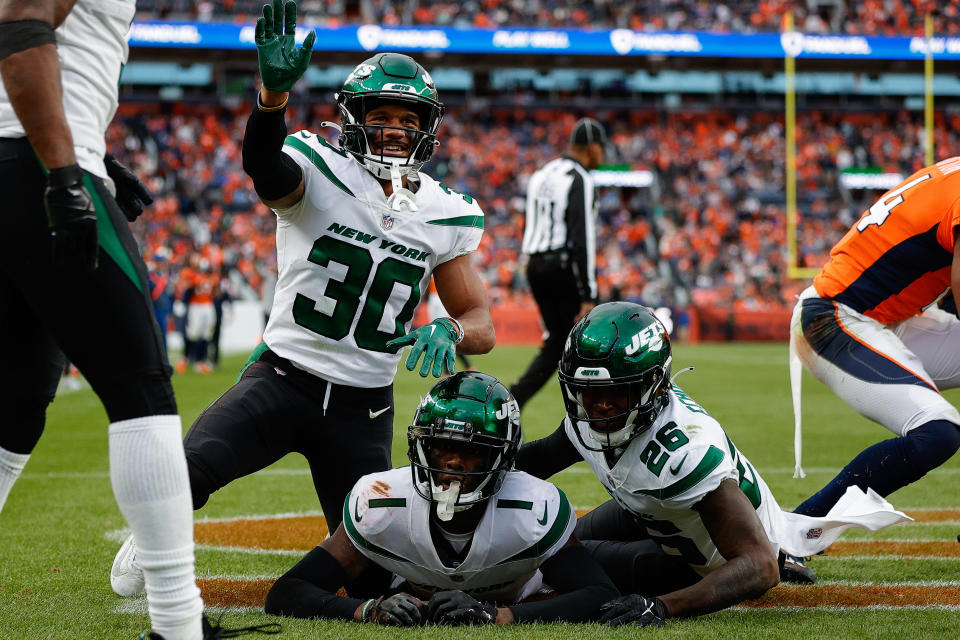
(195, 516, 328, 551)
(907, 509, 960, 523)
(826, 540, 960, 558)
(744, 584, 960, 608)
(194, 510, 957, 553)
(199, 578, 274, 609)
(198, 578, 960, 611)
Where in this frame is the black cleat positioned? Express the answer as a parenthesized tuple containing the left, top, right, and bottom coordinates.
(141, 613, 282, 639)
(780, 553, 817, 584)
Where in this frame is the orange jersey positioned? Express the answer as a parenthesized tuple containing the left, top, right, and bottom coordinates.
(187, 272, 217, 305)
(814, 157, 960, 324)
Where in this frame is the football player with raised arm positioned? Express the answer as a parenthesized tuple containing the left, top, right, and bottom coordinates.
(111, 0, 494, 598)
(0, 1, 223, 638)
(516, 302, 908, 627)
(264, 372, 619, 625)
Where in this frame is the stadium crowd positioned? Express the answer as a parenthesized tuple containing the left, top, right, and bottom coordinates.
(108, 101, 957, 342)
(134, 0, 957, 36)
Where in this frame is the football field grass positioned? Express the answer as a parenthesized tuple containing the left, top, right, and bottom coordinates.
(2, 343, 958, 638)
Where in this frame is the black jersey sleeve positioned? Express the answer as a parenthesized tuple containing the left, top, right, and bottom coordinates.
(515, 419, 582, 479)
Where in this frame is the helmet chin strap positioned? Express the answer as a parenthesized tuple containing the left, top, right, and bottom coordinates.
(386, 159, 418, 212)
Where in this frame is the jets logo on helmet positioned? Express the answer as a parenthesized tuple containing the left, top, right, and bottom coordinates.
(408, 372, 522, 521)
(333, 52, 444, 181)
(350, 63, 377, 79)
(558, 302, 673, 452)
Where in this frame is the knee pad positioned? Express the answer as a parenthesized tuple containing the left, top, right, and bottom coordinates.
(93, 370, 177, 422)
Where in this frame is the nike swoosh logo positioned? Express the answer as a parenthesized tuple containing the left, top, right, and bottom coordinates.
(354, 497, 362, 523)
(669, 453, 688, 475)
(369, 406, 390, 419)
(537, 501, 548, 526)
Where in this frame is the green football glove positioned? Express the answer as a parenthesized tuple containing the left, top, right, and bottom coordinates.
(386, 318, 460, 378)
(255, 0, 316, 92)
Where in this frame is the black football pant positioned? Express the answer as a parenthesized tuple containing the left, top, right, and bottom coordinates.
(0, 138, 175, 454)
(183, 348, 394, 534)
(577, 499, 701, 596)
(510, 252, 583, 408)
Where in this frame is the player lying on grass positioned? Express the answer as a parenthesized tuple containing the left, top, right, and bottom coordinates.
(263, 372, 619, 625)
(517, 302, 910, 627)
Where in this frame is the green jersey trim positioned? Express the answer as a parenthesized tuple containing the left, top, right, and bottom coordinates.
(426, 215, 484, 230)
(498, 488, 572, 564)
(342, 491, 409, 563)
(369, 498, 406, 508)
(633, 445, 725, 500)
(82, 174, 143, 293)
(283, 136, 356, 198)
(237, 341, 270, 382)
(496, 499, 533, 510)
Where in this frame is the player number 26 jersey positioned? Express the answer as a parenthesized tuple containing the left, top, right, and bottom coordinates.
(264, 132, 484, 387)
(567, 384, 781, 576)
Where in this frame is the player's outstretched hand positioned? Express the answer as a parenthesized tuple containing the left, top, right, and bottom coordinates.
(104, 153, 153, 222)
(427, 589, 497, 625)
(598, 594, 668, 627)
(255, 0, 316, 92)
(386, 318, 458, 378)
(44, 164, 98, 272)
(368, 593, 427, 626)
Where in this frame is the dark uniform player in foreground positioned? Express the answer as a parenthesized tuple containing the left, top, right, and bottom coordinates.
(518, 302, 908, 626)
(264, 372, 619, 625)
(0, 0, 269, 637)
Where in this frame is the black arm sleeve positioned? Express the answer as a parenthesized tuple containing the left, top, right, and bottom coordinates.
(515, 420, 582, 480)
(264, 546, 366, 620)
(241, 103, 302, 201)
(564, 171, 597, 303)
(509, 544, 620, 623)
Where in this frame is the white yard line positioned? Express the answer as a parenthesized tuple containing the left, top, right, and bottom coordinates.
(28, 466, 960, 479)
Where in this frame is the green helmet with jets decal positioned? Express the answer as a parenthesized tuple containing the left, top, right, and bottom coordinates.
(558, 301, 672, 452)
(335, 52, 444, 180)
(408, 371, 521, 515)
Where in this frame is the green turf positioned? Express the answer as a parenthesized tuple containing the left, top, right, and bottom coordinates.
(1, 343, 958, 639)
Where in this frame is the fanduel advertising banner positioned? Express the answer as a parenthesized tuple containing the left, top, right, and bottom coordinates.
(128, 22, 960, 61)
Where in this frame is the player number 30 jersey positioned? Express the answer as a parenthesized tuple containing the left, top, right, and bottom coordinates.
(264, 132, 485, 387)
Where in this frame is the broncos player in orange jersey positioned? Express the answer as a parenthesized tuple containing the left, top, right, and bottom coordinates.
(790, 157, 960, 521)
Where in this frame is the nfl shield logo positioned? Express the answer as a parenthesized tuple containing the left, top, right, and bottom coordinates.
(381, 214, 395, 230)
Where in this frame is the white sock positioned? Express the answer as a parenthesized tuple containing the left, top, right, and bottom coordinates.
(109, 415, 203, 640)
(0, 447, 30, 515)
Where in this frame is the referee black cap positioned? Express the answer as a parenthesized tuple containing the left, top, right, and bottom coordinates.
(569, 117, 607, 146)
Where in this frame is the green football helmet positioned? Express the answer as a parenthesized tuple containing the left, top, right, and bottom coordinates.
(334, 52, 444, 180)
(408, 372, 521, 520)
(558, 302, 672, 452)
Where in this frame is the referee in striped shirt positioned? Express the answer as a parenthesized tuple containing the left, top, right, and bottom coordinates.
(510, 118, 606, 408)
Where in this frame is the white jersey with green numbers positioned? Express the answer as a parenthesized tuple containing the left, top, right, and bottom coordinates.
(0, 0, 134, 179)
(343, 467, 576, 603)
(565, 384, 783, 577)
(263, 130, 484, 387)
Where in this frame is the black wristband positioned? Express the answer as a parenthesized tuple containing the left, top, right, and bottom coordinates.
(0, 19, 57, 61)
(47, 164, 84, 188)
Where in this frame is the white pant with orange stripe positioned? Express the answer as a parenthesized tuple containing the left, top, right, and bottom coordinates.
(789, 286, 960, 476)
